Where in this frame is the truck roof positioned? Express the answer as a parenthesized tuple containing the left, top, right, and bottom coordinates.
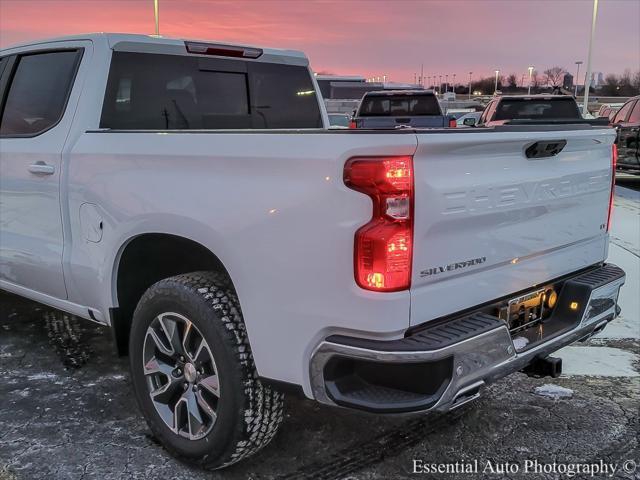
(363, 89, 434, 97)
(0, 32, 309, 64)
(496, 95, 577, 101)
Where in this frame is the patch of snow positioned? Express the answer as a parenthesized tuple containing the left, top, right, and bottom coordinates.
(534, 384, 573, 399)
(512, 337, 529, 351)
(558, 346, 639, 377)
(15, 389, 30, 398)
(27, 373, 58, 381)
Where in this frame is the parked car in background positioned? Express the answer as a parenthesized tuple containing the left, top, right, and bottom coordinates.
(478, 95, 582, 126)
(456, 111, 482, 127)
(611, 95, 640, 174)
(598, 106, 613, 119)
(351, 90, 455, 128)
(597, 103, 623, 119)
(327, 113, 350, 129)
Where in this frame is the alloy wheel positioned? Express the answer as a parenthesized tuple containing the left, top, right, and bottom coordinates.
(142, 312, 220, 440)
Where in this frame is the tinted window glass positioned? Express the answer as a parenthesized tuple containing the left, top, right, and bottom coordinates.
(614, 100, 636, 123)
(1, 50, 80, 135)
(493, 98, 580, 121)
(628, 100, 640, 123)
(0, 57, 7, 77)
(359, 94, 441, 116)
(328, 114, 350, 127)
(249, 62, 322, 128)
(101, 52, 322, 130)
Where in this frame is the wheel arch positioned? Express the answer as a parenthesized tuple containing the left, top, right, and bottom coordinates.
(110, 230, 234, 356)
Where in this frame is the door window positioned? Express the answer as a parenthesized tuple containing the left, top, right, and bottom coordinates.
(0, 50, 81, 136)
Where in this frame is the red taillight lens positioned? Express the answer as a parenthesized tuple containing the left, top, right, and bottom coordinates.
(448, 118, 457, 128)
(349, 121, 357, 129)
(607, 144, 617, 231)
(344, 156, 414, 292)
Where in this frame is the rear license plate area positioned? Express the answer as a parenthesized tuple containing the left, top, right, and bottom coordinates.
(498, 288, 548, 334)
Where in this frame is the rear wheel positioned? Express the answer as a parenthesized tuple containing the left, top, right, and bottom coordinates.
(129, 271, 284, 469)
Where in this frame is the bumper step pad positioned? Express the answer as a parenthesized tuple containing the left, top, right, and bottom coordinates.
(327, 312, 505, 353)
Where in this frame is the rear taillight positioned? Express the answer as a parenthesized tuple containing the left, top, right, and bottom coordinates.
(349, 120, 357, 129)
(607, 144, 617, 231)
(344, 156, 414, 292)
(448, 118, 457, 128)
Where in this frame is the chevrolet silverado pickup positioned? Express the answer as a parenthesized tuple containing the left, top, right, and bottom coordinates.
(0, 34, 626, 469)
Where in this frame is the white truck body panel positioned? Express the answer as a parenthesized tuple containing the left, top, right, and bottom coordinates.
(66, 131, 417, 392)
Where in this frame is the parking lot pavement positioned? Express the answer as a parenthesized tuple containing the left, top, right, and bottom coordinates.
(0, 186, 638, 480)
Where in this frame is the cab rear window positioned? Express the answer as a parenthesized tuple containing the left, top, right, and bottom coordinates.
(100, 52, 322, 130)
(494, 98, 581, 121)
(359, 95, 441, 116)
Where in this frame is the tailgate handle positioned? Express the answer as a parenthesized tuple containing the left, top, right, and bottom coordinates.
(525, 140, 567, 159)
(395, 117, 410, 123)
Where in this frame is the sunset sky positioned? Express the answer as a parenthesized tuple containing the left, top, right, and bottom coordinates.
(1, 0, 638, 84)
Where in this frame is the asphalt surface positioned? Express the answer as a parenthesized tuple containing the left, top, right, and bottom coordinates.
(1, 181, 638, 480)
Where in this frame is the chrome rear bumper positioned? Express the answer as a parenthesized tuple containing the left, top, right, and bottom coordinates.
(309, 264, 625, 413)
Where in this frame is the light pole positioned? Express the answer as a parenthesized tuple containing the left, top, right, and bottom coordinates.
(583, 0, 599, 116)
(439, 75, 443, 93)
(468, 71, 473, 99)
(153, 0, 160, 36)
(445, 74, 449, 93)
(494, 70, 500, 95)
(574, 61, 583, 97)
(452, 73, 456, 93)
(527, 66, 534, 95)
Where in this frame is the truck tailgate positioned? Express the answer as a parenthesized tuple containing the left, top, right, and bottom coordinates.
(410, 128, 616, 326)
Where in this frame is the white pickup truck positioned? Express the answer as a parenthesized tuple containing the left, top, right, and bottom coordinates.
(0, 34, 626, 469)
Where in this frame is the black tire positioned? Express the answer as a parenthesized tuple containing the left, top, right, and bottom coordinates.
(129, 271, 284, 469)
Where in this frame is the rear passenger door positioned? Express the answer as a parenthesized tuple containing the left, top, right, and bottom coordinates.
(0, 42, 87, 299)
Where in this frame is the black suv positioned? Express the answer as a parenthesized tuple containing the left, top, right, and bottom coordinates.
(611, 95, 640, 174)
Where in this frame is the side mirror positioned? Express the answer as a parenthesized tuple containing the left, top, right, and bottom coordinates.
(463, 117, 477, 126)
